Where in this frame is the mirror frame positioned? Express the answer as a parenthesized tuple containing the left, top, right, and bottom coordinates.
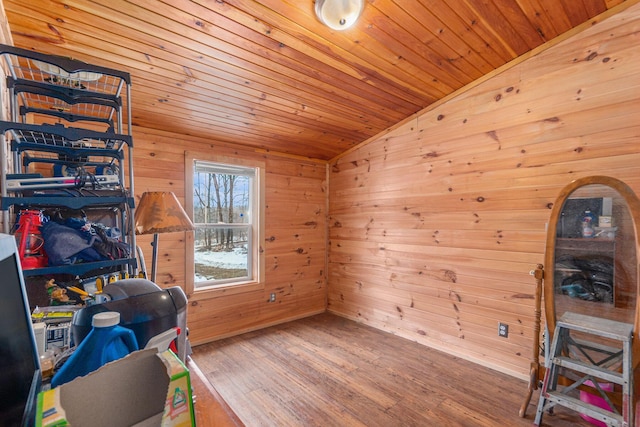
(544, 175, 640, 343)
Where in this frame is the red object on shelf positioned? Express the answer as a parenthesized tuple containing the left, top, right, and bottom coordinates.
(14, 209, 48, 269)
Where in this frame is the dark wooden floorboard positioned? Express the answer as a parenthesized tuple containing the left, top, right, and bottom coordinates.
(192, 313, 591, 426)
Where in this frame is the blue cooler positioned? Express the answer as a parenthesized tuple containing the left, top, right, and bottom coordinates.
(71, 278, 189, 361)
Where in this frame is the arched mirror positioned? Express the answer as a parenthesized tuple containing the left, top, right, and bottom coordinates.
(544, 176, 640, 339)
(520, 176, 640, 419)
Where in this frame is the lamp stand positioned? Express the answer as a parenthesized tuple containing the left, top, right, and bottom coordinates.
(151, 232, 159, 283)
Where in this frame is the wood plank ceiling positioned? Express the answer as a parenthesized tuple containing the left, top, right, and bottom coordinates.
(3, 0, 628, 161)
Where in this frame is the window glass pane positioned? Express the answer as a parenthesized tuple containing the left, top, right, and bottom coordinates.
(193, 171, 252, 225)
(194, 161, 255, 177)
(194, 227, 250, 283)
(192, 160, 257, 287)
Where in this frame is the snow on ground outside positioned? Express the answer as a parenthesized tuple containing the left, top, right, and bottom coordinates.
(194, 246, 247, 282)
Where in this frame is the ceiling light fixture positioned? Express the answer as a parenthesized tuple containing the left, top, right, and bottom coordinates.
(315, 0, 364, 31)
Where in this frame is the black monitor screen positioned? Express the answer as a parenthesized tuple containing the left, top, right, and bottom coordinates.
(0, 251, 41, 426)
(558, 197, 604, 238)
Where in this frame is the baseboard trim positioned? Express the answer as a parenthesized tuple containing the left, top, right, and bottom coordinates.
(190, 308, 326, 347)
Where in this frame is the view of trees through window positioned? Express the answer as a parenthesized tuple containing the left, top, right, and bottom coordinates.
(193, 161, 255, 285)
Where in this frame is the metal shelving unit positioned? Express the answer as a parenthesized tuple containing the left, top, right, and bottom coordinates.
(0, 44, 137, 278)
(1, 44, 130, 134)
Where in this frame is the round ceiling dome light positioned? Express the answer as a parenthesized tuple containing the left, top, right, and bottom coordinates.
(315, 0, 364, 31)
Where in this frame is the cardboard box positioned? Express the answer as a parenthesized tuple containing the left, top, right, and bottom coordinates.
(33, 322, 46, 356)
(598, 215, 613, 227)
(36, 349, 195, 427)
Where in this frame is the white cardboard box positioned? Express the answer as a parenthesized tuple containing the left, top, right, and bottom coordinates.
(598, 215, 613, 227)
(36, 349, 194, 427)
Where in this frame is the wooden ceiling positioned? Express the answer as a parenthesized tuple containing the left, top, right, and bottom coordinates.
(3, 0, 629, 161)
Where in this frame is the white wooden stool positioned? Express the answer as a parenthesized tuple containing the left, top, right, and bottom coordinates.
(534, 311, 633, 427)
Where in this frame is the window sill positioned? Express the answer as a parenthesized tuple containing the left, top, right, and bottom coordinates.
(189, 280, 264, 301)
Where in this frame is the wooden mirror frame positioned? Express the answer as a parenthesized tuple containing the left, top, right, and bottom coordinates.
(521, 175, 640, 418)
(543, 175, 640, 342)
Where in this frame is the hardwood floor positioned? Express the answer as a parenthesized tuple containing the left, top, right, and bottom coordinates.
(192, 313, 591, 426)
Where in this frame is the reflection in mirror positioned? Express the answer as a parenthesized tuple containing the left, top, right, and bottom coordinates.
(553, 183, 638, 326)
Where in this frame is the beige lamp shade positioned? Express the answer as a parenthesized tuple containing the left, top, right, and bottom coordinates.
(134, 191, 194, 235)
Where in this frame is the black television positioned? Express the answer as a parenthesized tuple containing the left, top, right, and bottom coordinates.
(557, 197, 604, 238)
(0, 233, 41, 426)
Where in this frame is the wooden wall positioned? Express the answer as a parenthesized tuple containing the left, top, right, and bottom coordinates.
(131, 126, 328, 345)
(0, 1, 11, 121)
(327, 4, 640, 378)
(1, 0, 638, 381)
(0, 0, 329, 350)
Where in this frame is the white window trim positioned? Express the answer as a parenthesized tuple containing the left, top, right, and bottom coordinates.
(185, 151, 265, 298)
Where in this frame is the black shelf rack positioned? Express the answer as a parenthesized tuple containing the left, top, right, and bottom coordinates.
(0, 44, 137, 278)
(0, 44, 131, 134)
(21, 258, 137, 278)
(0, 121, 132, 174)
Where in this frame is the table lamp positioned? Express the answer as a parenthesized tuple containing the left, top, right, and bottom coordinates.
(134, 191, 194, 283)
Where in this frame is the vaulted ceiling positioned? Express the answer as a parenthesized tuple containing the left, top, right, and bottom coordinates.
(3, 0, 630, 160)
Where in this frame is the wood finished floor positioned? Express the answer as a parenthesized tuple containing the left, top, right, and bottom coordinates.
(192, 313, 591, 426)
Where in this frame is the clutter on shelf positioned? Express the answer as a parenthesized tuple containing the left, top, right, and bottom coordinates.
(0, 43, 138, 279)
(45, 279, 71, 305)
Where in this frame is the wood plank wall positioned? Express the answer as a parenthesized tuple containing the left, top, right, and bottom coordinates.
(131, 126, 328, 345)
(1, 1, 638, 381)
(327, 4, 640, 379)
(0, 1, 11, 121)
(0, 0, 329, 349)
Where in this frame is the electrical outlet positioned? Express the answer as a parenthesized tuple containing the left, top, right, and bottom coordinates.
(269, 293, 276, 302)
(498, 322, 509, 338)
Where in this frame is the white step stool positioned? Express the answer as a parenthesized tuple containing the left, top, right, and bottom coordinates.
(534, 311, 634, 427)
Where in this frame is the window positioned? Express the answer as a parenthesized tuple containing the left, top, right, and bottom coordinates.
(186, 153, 264, 291)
